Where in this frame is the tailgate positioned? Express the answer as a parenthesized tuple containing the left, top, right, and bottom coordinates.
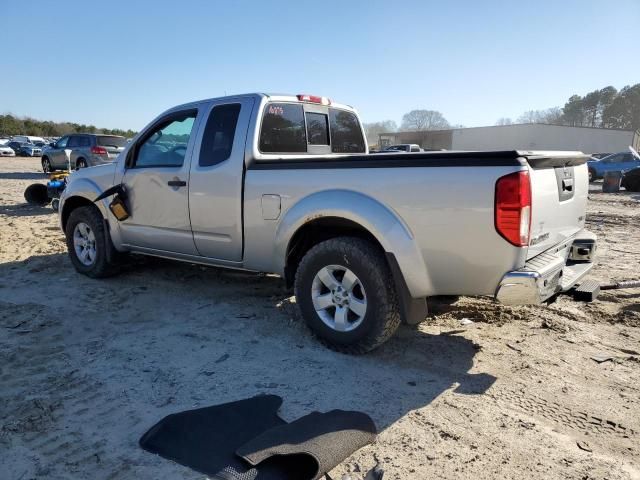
(522, 151, 589, 259)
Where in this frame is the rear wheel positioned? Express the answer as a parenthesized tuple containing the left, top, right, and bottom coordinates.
(42, 157, 53, 173)
(65, 206, 120, 278)
(623, 178, 640, 192)
(294, 237, 401, 354)
(76, 158, 87, 170)
(588, 168, 595, 182)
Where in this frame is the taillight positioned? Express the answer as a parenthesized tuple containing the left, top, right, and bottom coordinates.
(296, 94, 331, 105)
(91, 146, 108, 155)
(495, 171, 532, 247)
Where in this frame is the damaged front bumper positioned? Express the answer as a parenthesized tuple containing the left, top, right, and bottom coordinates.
(495, 230, 597, 305)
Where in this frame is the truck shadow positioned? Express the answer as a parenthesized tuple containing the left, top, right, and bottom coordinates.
(0, 253, 495, 441)
(0, 172, 46, 180)
(0, 202, 53, 217)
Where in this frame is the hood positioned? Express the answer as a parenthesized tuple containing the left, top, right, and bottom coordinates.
(69, 161, 117, 180)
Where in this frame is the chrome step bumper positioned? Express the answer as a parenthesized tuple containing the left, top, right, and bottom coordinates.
(495, 230, 596, 305)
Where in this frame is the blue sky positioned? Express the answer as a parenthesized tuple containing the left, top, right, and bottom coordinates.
(1, 0, 638, 130)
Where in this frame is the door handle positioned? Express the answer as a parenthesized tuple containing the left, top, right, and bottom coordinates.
(167, 179, 187, 187)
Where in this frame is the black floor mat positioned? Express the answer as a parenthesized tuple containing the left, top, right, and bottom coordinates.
(140, 395, 377, 480)
(140, 395, 287, 479)
(237, 410, 377, 480)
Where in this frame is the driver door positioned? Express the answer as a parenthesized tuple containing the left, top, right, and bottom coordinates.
(117, 108, 201, 255)
(49, 136, 69, 169)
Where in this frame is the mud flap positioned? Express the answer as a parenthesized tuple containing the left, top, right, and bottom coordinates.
(385, 252, 428, 325)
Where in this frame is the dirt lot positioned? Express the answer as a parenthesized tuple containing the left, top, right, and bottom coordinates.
(1, 156, 639, 480)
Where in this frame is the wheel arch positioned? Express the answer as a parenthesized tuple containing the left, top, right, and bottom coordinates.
(277, 189, 433, 298)
(60, 195, 98, 232)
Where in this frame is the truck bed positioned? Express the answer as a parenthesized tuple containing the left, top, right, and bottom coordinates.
(244, 150, 589, 298)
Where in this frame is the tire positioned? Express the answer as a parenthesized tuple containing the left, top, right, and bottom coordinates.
(624, 178, 640, 192)
(588, 168, 595, 182)
(65, 205, 120, 278)
(42, 157, 53, 173)
(24, 183, 50, 205)
(76, 158, 87, 170)
(294, 237, 401, 354)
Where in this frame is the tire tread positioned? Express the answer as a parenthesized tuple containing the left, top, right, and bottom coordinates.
(294, 237, 401, 354)
(65, 206, 120, 278)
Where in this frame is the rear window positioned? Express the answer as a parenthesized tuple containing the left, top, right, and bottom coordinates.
(329, 109, 365, 153)
(67, 136, 87, 148)
(97, 136, 127, 147)
(305, 112, 329, 145)
(259, 103, 306, 153)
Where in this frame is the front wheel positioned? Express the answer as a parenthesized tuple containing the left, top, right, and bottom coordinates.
(294, 237, 401, 354)
(65, 206, 120, 278)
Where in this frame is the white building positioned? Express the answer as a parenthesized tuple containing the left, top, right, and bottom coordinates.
(379, 124, 639, 154)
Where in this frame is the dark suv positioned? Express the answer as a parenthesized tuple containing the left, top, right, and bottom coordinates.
(41, 133, 127, 172)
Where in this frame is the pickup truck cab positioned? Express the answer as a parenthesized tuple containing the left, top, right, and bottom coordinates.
(59, 93, 597, 353)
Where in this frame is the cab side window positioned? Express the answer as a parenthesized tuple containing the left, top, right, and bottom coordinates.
(133, 111, 197, 168)
(56, 137, 69, 148)
(199, 104, 241, 167)
(67, 136, 80, 148)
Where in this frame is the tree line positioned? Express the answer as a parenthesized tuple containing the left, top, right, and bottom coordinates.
(0, 114, 137, 138)
(364, 83, 640, 146)
(498, 83, 640, 130)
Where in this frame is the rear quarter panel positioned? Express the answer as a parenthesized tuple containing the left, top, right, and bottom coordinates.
(243, 165, 527, 296)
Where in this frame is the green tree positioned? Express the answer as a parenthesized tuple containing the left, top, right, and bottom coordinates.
(562, 95, 585, 126)
(582, 90, 601, 127)
(0, 113, 137, 138)
(597, 86, 617, 127)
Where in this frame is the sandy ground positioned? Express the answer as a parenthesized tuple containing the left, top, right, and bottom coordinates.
(1, 156, 639, 480)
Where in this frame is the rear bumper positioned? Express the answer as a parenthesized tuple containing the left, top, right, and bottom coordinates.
(495, 230, 597, 305)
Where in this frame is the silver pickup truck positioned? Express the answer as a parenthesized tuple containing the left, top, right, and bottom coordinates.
(59, 93, 596, 353)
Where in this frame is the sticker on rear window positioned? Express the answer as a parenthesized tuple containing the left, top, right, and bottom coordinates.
(268, 105, 284, 116)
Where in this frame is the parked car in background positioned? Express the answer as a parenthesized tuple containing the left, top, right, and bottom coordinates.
(41, 133, 127, 172)
(59, 92, 596, 353)
(383, 144, 422, 153)
(589, 152, 612, 160)
(621, 167, 640, 192)
(11, 135, 46, 145)
(0, 144, 16, 156)
(0, 138, 10, 145)
(7, 141, 30, 156)
(21, 143, 43, 157)
(587, 151, 640, 181)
